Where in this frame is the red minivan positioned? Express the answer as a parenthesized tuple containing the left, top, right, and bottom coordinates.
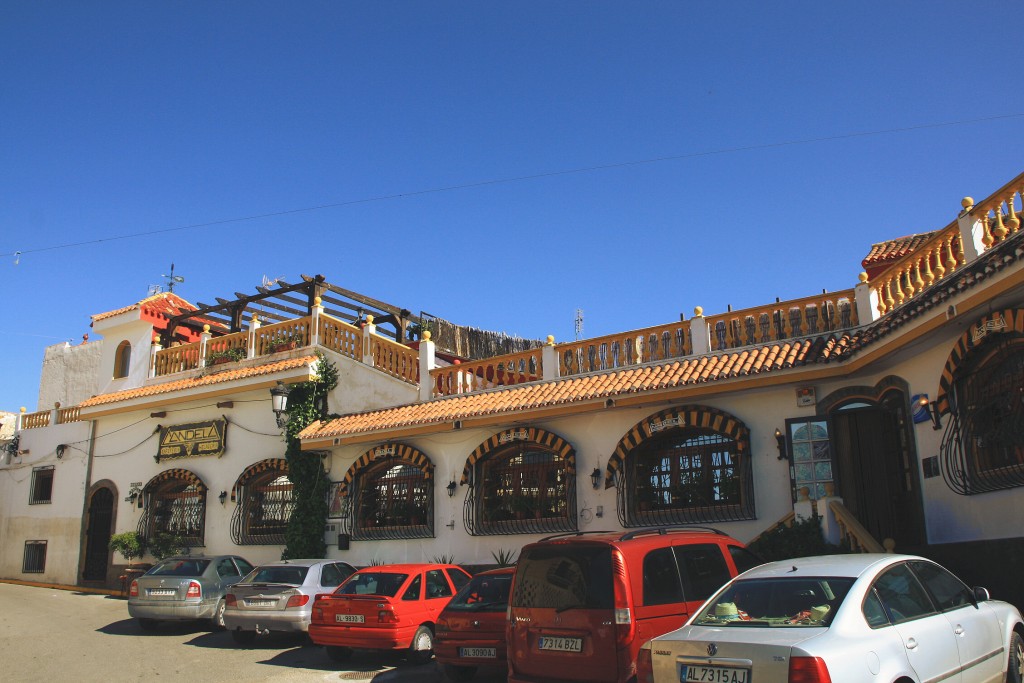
(435, 567, 515, 681)
(507, 527, 760, 683)
(309, 562, 471, 664)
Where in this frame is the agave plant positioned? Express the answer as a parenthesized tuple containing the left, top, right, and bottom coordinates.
(491, 548, 517, 567)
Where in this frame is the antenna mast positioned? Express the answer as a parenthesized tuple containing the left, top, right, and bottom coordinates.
(574, 308, 584, 341)
(161, 263, 185, 292)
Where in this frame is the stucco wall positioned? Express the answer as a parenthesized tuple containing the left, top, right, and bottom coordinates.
(36, 340, 102, 412)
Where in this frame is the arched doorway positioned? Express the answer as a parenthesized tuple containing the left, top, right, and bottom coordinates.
(83, 487, 114, 581)
(825, 382, 925, 550)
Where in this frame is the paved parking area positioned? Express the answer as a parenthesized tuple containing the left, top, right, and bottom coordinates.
(0, 583, 506, 683)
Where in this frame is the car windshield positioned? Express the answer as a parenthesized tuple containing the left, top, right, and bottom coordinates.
(335, 572, 410, 598)
(242, 566, 310, 585)
(511, 545, 613, 611)
(446, 573, 513, 612)
(148, 559, 211, 577)
(693, 576, 855, 627)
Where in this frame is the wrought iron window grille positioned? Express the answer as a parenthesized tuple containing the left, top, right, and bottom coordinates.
(343, 461, 435, 541)
(230, 472, 294, 545)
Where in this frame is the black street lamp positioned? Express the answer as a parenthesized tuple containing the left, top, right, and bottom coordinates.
(270, 381, 292, 429)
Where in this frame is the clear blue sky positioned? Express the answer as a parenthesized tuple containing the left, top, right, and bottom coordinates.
(2, 1, 1023, 412)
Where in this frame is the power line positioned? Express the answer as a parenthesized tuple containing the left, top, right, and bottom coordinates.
(4, 111, 1022, 259)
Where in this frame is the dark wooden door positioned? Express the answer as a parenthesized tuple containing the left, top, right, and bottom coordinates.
(832, 407, 925, 550)
(83, 488, 114, 581)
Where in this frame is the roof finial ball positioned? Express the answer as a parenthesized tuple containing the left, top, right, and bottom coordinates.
(858, 272, 869, 284)
(694, 306, 704, 318)
(546, 335, 556, 346)
(422, 330, 431, 341)
(962, 196, 975, 212)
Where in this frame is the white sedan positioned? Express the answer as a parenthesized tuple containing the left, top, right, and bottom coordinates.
(637, 554, 1023, 683)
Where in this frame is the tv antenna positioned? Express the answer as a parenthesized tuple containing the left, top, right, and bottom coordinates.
(574, 308, 584, 340)
(161, 263, 185, 292)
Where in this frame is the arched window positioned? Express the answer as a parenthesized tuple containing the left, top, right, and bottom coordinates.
(138, 469, 206, 547)
(611, 406, 754, 527)
(942, 339, 1024, 493)
(340, 443, 435, 541)
(462, 428, 577, 536)
(230, 459, 293, 545)
(113, 341, 131, 379)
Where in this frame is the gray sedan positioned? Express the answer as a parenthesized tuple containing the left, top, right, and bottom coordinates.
(128, 555, 254, 631)
(223, 558, 356, 644)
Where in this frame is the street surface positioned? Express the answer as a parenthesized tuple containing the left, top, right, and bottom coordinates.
(0, 583, 507, 683)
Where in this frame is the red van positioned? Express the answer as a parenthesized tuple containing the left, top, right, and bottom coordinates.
(434, 567, 515, 681)
(507, 527, 760, 683)
(309, 562, 471, 664)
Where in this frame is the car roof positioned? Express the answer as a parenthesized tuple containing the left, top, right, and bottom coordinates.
(252, 558, 345, 568)
(473, 567, 515, 577)
(354, 563, 461, 572)
(528, 526, 739, 548)
(738, 553, 924, 579)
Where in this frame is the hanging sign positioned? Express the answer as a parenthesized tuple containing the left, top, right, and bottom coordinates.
(157, 419, 227, 461)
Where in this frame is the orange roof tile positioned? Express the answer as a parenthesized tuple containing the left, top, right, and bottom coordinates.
(300, 334, 858, 443)
(861, 232, 937, 276)
(92, 291, 199, 323)
(79, 356, 318, 408)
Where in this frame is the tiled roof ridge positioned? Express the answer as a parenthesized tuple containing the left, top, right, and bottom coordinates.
(79, 355, 318, 408)
(91, 291, 198, 322)
(862, 230, 940, 268)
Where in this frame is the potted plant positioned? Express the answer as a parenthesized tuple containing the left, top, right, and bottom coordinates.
(267, 331, 302, 353)
(147, 531, 186, 560)
(207, 347, 246, 366)
(109, 531, 144, 568)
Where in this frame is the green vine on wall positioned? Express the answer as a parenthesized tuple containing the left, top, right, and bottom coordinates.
(282, 352, 339, 560)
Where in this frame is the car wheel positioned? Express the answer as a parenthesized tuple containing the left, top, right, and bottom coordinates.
(443, 663, 477, 681)
(209, 598, 227, 630)
(1009, 631, 1024, 683)
(326, 646, 353, 663)
(407, 625, 434, 665)
(231, 629, 257, 645)
(138, 618, 159, 632)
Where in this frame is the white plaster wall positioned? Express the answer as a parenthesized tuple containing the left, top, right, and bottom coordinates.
(36, 340, 103, 412)
(0, 420, 91, 584)
(325, 348, 419, 414)
(91, 317, 157, 398)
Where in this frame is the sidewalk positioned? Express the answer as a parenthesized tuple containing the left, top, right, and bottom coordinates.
(0, 577, 122, 597)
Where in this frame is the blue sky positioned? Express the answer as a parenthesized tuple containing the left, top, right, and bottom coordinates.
(2, 1, 1023, 412)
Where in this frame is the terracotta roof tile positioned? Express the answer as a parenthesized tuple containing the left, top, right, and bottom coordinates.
(79, 356, 317, 408)
(301, 333, 860, 443)
(92, 292, 199, 323)
(861, 232, 938, 278)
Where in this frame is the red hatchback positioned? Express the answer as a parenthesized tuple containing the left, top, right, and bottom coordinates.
(434, 567, 515, 681)
(309, 563, 472, 664)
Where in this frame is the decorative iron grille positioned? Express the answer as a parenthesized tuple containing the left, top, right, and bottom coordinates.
(344, 461, 434, 540)
(616, 429, 755, 527)
(940, 341, 1024, 495)
(137, 483, 206, 547)
(463, 449, 577, 536)
(230, 473, 294, 545)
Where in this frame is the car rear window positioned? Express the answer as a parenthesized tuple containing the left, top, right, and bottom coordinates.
(447, 573, 513, 612)
(693, 576, 855, 627)
(148, 559, 211, 577)
(244, 566, 310, 585)
(512, 545, 613, 610)
(336, 571, 410, 597)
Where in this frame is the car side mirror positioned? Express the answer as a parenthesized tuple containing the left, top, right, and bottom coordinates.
(973, 586, 990, 604)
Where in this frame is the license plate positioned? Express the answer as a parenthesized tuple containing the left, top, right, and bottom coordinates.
(335, 614, 364, 623)
(149, 589, 175, 596)
(681, 664, 750, 683)
(538, 636, 582, 652)
(459, 647, 496, 658)
(246, 599, 275, 607)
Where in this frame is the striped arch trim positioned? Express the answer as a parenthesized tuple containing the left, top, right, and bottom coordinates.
(460, 427, 576, 486)
(339, 443, 434, 497)
(143, 468, 206, 493)
(604, 405, 751, 489)
(936, 308, 1024, 416)
(231, 458, 289, 502)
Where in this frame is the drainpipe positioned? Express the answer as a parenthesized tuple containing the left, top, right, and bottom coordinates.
(77, 419, 98, 586)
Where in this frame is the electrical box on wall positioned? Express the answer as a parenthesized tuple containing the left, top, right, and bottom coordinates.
(796, 386, 816, 407)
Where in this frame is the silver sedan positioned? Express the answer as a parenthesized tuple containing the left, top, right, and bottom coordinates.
(128, 555, 254, 631)
(638, 554, 1023, 683)
(223, 558, 356, 644)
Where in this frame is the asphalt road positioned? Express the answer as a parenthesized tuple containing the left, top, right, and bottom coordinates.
(0, 583, 507, 683)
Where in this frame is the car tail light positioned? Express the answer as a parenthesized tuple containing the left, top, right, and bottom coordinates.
(225, 594, 237, 607)
(636, 645, 654, 683)
(129, 580, 139, 598)
(186, 581, 202, 599)
(611, 549, 634, 647)
(286, 595, 310, 608)
(378, 608, 398, 624)
(789, 656, 832, 683)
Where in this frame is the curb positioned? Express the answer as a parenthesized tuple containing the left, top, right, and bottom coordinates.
(0, 578, 122, 597)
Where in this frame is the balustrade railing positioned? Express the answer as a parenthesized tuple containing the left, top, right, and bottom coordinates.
(973, 176, 1023, 250)
(205, 330, 249, 361)
(57, 406, 81, 424)
(827, 499, 887, 553)
(558, 321, 691, 377)
(21, 411, 50, 430)
(153, 341, 202, 376)
(370, 335, 420, 385)
(872, 225, 964, 316)
(704, 290, 858, 351)
(431, 347, 542, 397)
(318, 314, 360, 360)
(254, 318, 310, 357)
